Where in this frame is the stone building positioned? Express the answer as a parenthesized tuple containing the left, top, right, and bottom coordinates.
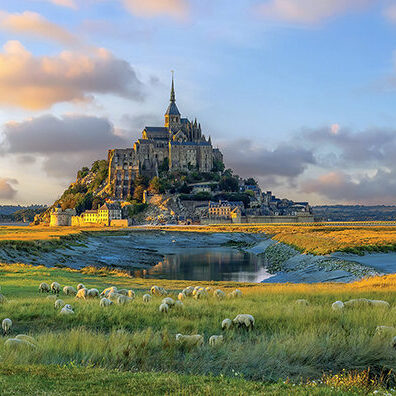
(50, 206, 76, 226)
(108, 76, 222, 199)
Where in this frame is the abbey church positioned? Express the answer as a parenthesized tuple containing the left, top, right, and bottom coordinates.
(108, 76, 223, 199)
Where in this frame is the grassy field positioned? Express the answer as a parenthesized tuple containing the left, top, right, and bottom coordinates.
(0, 263, 396, 394)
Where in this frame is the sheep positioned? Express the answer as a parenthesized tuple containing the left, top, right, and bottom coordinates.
(46, 295, 57, 300)
(175, 333, 204, 347)
(162, 297, 175, 307)
(214, 289, 226, 300)
(222, 318, 233, 330)
(370, 300, 390, 309)
(116, 295, 133, 305)
(54, 299, 65, 309)
(205, 286, 213, 294)
(143, 294, 152, 303)
(2, 318, 12, 334)
(15, 334, 36, 344)
(230, 289, 243, 298)
(60, 304, 74, 315)
(127, 290, 135, 299)
(39, 282, 50, 294)
(118, 289, 129, 296)
(343, 298, 371, 307)
(151, 286, 167, 296)
(194, 289, 208, 300)
(50, 282, 61, 294)
(175, 300, 184, 309)
(108, 292, 123, 301)
(209, 335, 224, 346)
(182, 287, 194, 296)
(4, 338, 36, 349)
(295, 299, 309, 306)
(159, 303, 169, 313)
(87, 288, 99, 298)
(178, 292, 186, 301)
(332, 301, 345, 311)
(76, 288, 88, 300)
(233, 314, 255, 330)
(100, 297, 113, 307)
(77, 283, 85, 291)
(100, 286, 117, 297)
(63, 286, 77, 296)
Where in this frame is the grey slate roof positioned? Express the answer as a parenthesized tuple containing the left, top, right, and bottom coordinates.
(165, 102, 181, 116)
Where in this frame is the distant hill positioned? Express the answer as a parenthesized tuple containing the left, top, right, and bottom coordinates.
(0, 205, 47, 223)
(313, 205, 396, 222)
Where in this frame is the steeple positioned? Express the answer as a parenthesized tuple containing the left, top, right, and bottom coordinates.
(165, 70, 181, 128)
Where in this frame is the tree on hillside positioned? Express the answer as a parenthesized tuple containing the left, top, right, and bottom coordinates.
(148, 176, 162, 194)
(133, 185, 146, 202)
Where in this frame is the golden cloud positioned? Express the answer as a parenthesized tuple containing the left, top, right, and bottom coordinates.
(0, 178, 18, 200)
(122, 0, 189, 20)
(0, 41, 144, 110)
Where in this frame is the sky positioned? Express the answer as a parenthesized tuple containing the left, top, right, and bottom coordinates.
(1, 0, 396, 205)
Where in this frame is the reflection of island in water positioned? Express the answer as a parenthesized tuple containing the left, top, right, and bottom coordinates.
(146, 248, 273, 282)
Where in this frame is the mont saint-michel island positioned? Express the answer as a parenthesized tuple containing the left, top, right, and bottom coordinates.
(40, 77, 314, 228)
(3, 1, 396, 395)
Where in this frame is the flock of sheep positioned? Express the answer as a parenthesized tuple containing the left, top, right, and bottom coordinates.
(0, 282, 254, 349)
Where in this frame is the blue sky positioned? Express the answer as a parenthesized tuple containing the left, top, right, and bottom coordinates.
(1, 0, 396, 205)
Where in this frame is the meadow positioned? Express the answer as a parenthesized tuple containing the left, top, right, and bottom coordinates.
(0, 263, 396, 394)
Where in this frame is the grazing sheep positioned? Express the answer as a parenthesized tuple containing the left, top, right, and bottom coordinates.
(100, 297, 113, 307)
(231, 289, 243, 298)
(332, 301, 345, 311)
(118, 289, 129, 296)
(100, 286, 117, 297)
(5, 338, 36, 349)
(117, 295, 133, 305)
(222, 318, 233, 330)
(175, 333, 204, 347)
(54, 299, 65, 309)
(162, 297, 175, 307)
(108, 292, 123, 301)
(376, 326, 396, 337)
(63, 286, 77, 296)
(343, 298, 371, 307)
(151, 286, 167, 296)
(50, 282, 61, 294)
(209, 335, 224, 346)
(39, 282, 50, 294)
(183, 287, 194, 296)
(233, 314, 255, 330)
(143, 294, 152, 303)
(194, 289, 208, 300)
(159, 303, 169, 313)
(60, 304, 74, 315)
(127, 290, 135, 299)
(77, 283, 85, 291)
(295, 299, 309, 306)
(76, 288, 88, 300)
(2, 318, 12, 334)
(370, 300, 390, 309)
(178, 292, 186, 301)
(175, 300, 184, 309)
(205, 286, 213, 294)
(87, 288, 99, 298)
(214, 289, 226, 300)
(15, 334, 36, 344)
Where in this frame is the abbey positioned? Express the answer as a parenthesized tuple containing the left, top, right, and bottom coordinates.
(108, 76, 223, 199)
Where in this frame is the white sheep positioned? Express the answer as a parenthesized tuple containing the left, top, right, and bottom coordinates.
(15, 334, 36, 344)
(231, 289, 243, 298)
(233, 314, 255, 330)
(205, 286, 213, 294)
(159, 303, 169, 313)
(209, 335, 224, 346)
(50, 282, 61, 294)
(175, 300, 184, 309)
(54, 299, 65, 309)
(332, 301, 345, 311)
(222, 318, 233, 330)
(77, 283, 85, 291)
(194, 289, 208, 300)
(63, 286, 77, 296)
(175, 333, 204, 347)
(2, 318, 12, 334)
(295, 299, 309, 306)
(151, 286, 167, 296)
(116, 295, 133, 305)
(118, 289, 129, 296)
(162, 297, 175, 307)
(108, 292, 123, 301)
(214, 289, 226, 299)
(4, 338, 36, 349)
(39, 282, 50, 293)
(182, 287, 194, 296)
(100, 286, 117, 297)
(76, 288, 88, 300)
(87, 288, 99, 298)
(343, 298, 371, 307)
(100, 297, 113, 307)
(143, 294, 152, 303)
(60, 304, 74, 315)
(370, 300, 390, 309)
(178, 292, 186, 301)
(127, 290, 135, 299)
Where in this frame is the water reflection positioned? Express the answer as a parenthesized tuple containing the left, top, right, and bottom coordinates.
(146, 248, 273, 282)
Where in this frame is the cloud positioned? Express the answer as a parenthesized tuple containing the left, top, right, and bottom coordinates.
(384, 3, 396, 22)
(301, 169, 396, 203)
(256, 0, 377, 24)
(0, 41, 144, 110)
(32, 0, 77, 9)
(221, 139, 316, 179)
(0, 178, 18, 200)
(121, 0, 189, 19)
(0, 11, 79, 46)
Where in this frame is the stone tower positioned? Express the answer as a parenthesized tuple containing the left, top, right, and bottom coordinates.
(164, 72, 181, 131)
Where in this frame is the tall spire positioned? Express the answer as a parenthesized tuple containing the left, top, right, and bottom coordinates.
(170, 70, 175, 103)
